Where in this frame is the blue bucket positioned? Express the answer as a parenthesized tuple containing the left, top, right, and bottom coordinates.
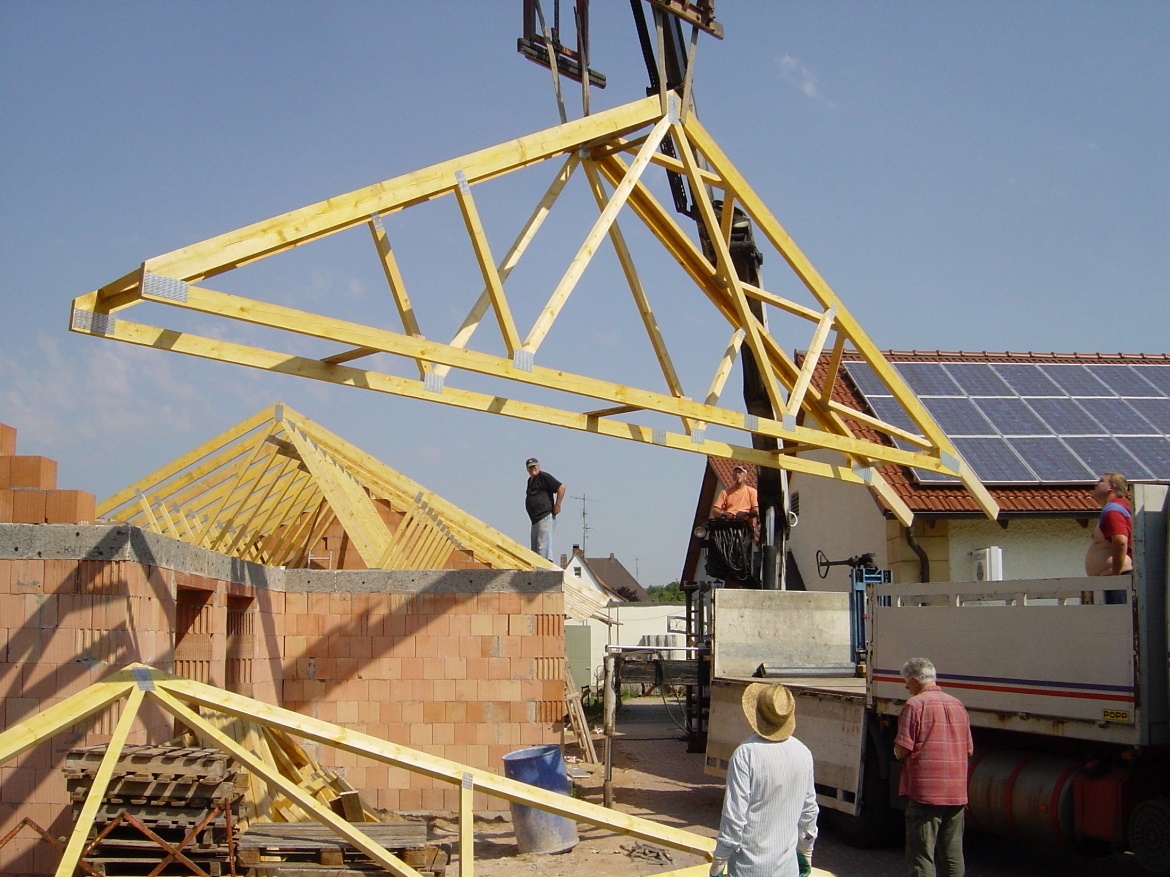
(501, 744, 579, 854)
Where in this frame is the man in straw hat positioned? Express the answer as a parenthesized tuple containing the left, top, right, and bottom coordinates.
(710, 683, 817, 877)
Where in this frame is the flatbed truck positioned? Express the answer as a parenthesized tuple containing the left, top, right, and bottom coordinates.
(705, 483, 1170, 871)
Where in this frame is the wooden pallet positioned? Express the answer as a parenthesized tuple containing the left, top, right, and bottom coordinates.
(236, 822, 443, 876)
(65, 744, 242, 877)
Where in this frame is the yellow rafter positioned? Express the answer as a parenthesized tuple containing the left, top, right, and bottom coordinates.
(98, 404, 553, 572)
(70, 95, 999, 522)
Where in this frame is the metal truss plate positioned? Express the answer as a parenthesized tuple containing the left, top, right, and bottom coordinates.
(72, 309, 116, 335)
(142, 272, 189, 302)
(132, 666, 156, 691)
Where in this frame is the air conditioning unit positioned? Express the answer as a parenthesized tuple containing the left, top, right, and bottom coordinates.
(972, 546, 1004, 582)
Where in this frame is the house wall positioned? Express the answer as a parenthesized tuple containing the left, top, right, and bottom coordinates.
(1, 523, 565, 877)
(788, 456, 1094, 586)
(789, 458, 887, 592)
(946, 517, 1091, 581)
(886, 518, 951, 584)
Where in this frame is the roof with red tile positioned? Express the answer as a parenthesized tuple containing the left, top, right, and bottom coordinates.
(804, 351, 1170, 518)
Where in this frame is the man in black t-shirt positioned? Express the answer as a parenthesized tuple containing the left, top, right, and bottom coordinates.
(525, 457, 564, 560)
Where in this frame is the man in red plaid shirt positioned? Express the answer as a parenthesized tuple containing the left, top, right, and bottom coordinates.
(894, 657, 973, 877)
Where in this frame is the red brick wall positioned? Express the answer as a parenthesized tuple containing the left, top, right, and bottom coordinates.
(280, 589, 564, 813)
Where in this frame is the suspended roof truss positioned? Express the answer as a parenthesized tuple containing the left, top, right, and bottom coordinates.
(97, 403, 551, 573)
(70, 93, 998, 524)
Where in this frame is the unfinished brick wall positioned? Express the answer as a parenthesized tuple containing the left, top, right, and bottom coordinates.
(0, 424, 95, 526)
(1, 520, 565, 876)
(279, 586, 565, 813)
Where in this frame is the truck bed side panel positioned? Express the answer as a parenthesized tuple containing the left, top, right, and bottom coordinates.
(712, 589, 852, 679)
(870, 577, 1137, 742)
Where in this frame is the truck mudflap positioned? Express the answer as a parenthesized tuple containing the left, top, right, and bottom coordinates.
(705, 677, 866, 815)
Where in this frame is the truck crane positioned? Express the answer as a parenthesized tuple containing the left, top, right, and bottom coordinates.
(519, 0, 791, 590)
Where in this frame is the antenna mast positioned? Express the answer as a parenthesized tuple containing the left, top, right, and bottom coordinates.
(568, 493, 599, 553)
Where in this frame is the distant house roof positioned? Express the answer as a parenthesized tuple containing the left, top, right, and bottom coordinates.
(808, 350, 1170, 517)
(574, 551, 651, 602)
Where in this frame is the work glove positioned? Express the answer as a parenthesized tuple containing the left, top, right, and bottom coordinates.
(796, 850, 812, 877)
(709, 856, 727, 877)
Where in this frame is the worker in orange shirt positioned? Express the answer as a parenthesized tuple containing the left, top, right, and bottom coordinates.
(713, 464, 758, 526)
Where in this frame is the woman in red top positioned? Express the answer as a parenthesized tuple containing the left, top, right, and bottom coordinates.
(1085, 471, 1133, 577)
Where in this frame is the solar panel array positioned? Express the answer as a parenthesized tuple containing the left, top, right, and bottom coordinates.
(842, 361, 1170, 485)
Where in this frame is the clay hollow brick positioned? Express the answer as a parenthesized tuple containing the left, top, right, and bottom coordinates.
(5, 455, 57, 490)
(0, 423, 16, 455)
(46, 490, 96, 524)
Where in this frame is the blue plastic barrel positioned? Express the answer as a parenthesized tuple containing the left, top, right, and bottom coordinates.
(501, 744, 579, 854)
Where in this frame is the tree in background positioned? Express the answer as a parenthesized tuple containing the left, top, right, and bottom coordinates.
(647, 582, 685, 602)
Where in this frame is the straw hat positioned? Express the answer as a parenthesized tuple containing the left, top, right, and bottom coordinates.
(741, 682, 796, 741)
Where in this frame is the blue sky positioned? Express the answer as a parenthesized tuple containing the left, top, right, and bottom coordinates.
(2, 3, 1167, 588)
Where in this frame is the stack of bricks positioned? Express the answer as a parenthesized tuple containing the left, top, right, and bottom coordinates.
(0, 422, 96, 525)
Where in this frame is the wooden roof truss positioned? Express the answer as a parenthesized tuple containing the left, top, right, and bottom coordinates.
(98, 403, 547, 571)
(71, 93, 998, 524)
(0, 664, 714, 877)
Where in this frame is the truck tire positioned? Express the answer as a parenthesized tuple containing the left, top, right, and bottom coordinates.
(824, 742, 902, 848)
(1130, 798, 1170, 873)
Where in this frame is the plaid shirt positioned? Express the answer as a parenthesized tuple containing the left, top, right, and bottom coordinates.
(895, 686, 973, 806)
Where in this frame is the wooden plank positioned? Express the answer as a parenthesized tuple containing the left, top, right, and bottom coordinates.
(459, 774, 473, 877)
(122, 96, 664, 288)
(0, 676, 135, 765)
(522, 112, 673, 355)
(784, 306, 837, 419)
(285, 425, 389, 567)
(329, 790, 365, 823)
(581, 162, 688, 418)
(57, 687, 146, 877)
(436, 154, 579, 379)
(125, 283, 954, 474)
(696, 328, 745, 432)
(670, 119, 787, 420)
(237, 822, 426, 848)
(453, 174, 521, 356)
(368, 215, 427, 376)
(65, 317, 885, 486)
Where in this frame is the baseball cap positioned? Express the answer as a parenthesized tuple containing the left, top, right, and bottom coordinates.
(732, 464, 747, 473)
(526, 458, 539, 467)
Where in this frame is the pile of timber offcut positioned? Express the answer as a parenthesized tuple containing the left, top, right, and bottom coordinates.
(236, 821, 446, 877)
(182, 712, 381, 827)
(64, 744, 245, 876)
